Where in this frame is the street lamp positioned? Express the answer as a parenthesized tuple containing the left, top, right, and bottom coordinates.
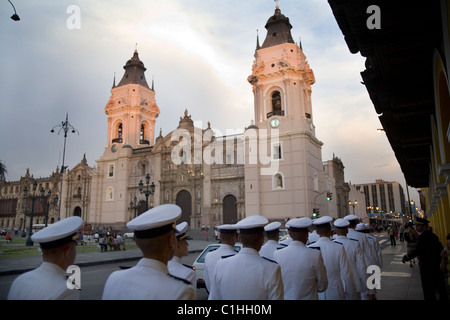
(7, 0, 20, 21)
(129, 195, 139, 219)
(348, 200, 358, 214)
(139, 173, 155, 211)
(23, 180, 45, 246)
(51, 113, 79, 221)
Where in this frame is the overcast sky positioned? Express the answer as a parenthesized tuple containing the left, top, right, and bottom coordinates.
(0, 0, 420, 205)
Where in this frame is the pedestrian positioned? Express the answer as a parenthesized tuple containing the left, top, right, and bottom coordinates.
(99, 234, 107, 252)
(102, 204, 195, 300)
(259, 221, 281, 260)
(7, 216, 83, 300)
(404, 222, 419, 268)
(274, 217, 328, 300)
(388, 225, 396, 246)
(308, 216, 358, 300)
(204, 224, 238, 294)
(440, 233, 450, 287)
(333, 219, 367, 300)
(402, 218, 448, 300)
(399, 224, 405, 242)
(168, 222, 196, 289)
(209, 215, 284, 300)
(116, 233, 125, 250)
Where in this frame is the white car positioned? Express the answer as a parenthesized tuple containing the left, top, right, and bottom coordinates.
(123, 232, 134, 239)
(193, 243, 242, 289)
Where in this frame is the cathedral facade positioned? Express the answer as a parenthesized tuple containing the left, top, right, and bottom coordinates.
(0, 6, 351, 231)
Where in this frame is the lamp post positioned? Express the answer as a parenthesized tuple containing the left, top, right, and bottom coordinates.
(7, 0, 20, 21)
(139, 173, 155, 211)
(23, 180, 45, 246)
(129, 195, 139, 219)
(348, 200, 358, 214)
(51, 113, 79, 221)
(44, 189, 51, 227)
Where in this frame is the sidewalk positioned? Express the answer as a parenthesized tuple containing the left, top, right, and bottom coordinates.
(376, 239, 424, 300)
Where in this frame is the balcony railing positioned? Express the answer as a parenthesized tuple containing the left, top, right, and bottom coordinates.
(267, 110, 284, 118)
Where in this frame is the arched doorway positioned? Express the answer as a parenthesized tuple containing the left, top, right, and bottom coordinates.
(176, 190, 192, 224)
(73, 206, 82, 217)
(223, 195, 237, 224)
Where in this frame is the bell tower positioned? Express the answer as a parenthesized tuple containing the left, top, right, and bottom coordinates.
(245, 5, 325, 219)
(104, 49, 160, 150)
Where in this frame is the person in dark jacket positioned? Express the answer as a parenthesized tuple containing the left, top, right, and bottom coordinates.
(402, 218, 448, 300)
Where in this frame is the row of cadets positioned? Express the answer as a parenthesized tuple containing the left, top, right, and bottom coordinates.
(208, 215, 284, 300)
(273, 217, 328, 300)
(344, 214, 379, 300)
(168, 221, 196, 291)
(102, 204, 195, 300)
(307, 216, 359, 300)
(203, 224, 238, 293)
(333, 218, 368, 300)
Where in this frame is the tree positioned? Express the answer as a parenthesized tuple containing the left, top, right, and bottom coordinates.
(0, 161, 7, 180)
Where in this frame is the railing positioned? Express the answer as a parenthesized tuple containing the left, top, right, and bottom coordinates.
(267, 110, 284, 118)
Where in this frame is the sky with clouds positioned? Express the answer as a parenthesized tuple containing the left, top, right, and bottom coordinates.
(0, 0, 420, 205)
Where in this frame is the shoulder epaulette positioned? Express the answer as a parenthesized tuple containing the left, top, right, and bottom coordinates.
(308, 246, 320, 251)
(182, 264, 194, 270)
(262, 256, 278, 264)
(221, 254, 235, 259)
(349, 238, 358, 242)
(168, 273, 191, 285)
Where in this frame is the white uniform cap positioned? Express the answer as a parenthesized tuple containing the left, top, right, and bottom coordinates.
(175, 221, 189, 240)
(333, 218, 349, 228)
(127, 204, 181, 238)
(31, 216, 82, 249)
(344, 214, 359, 222)
(216, 224, 237, 234)
(355, 223, 366, 231)
(264, 221, 281, 232)
(286, 217, 312, 230)
(312, 215, 333, 226)
(235, 215, 268, 234)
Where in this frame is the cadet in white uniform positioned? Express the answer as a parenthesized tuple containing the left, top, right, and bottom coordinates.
(168, 222, 196, 287)
(333, 219, 366, 300)
(209, 215, 284, 300)
(8, 216, 83, 300)
(102, 204, 195, 300)
(204, 224, 238, 293)
(344, 215, 377, 300)
(259, 221, 281, 260)
(274, 217, 328, 300)
(362, 223, 383, 269)
(307, 216, 358, 300)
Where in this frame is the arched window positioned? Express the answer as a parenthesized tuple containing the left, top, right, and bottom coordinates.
(113, 123, 123, 143)
(140, 124, 149, 144)
(118, 123, 123, 138)
(272, 91, 281, 112)
(273, 172, 285, 190)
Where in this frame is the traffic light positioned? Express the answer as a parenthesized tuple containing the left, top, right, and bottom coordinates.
(313, 208, 320, 218)
(326, 192, 333, 201)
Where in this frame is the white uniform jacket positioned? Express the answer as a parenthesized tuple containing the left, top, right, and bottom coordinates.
(7, 262, 79, 300)
(168, 256, 196, 286)
(366, 233, 383, 269)
(209, 247, 284, 300)
(204, 244, 237, 292)
(102, 258, 195, 300)
(333, 235, 366, 298)
(259, 240, 280, 260)
(273, 240, 328, 300)
(308, 237, 357, 300)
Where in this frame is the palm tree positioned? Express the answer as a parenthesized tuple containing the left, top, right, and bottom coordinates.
(0, 161, 7, 180)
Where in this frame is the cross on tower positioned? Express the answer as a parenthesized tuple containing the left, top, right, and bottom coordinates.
(274, 0, 280, 9)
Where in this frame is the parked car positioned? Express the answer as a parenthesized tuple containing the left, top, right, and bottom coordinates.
(123, 232, 134, 239)
(279, 228, 288, 241)
(193, 243, 242, 289)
